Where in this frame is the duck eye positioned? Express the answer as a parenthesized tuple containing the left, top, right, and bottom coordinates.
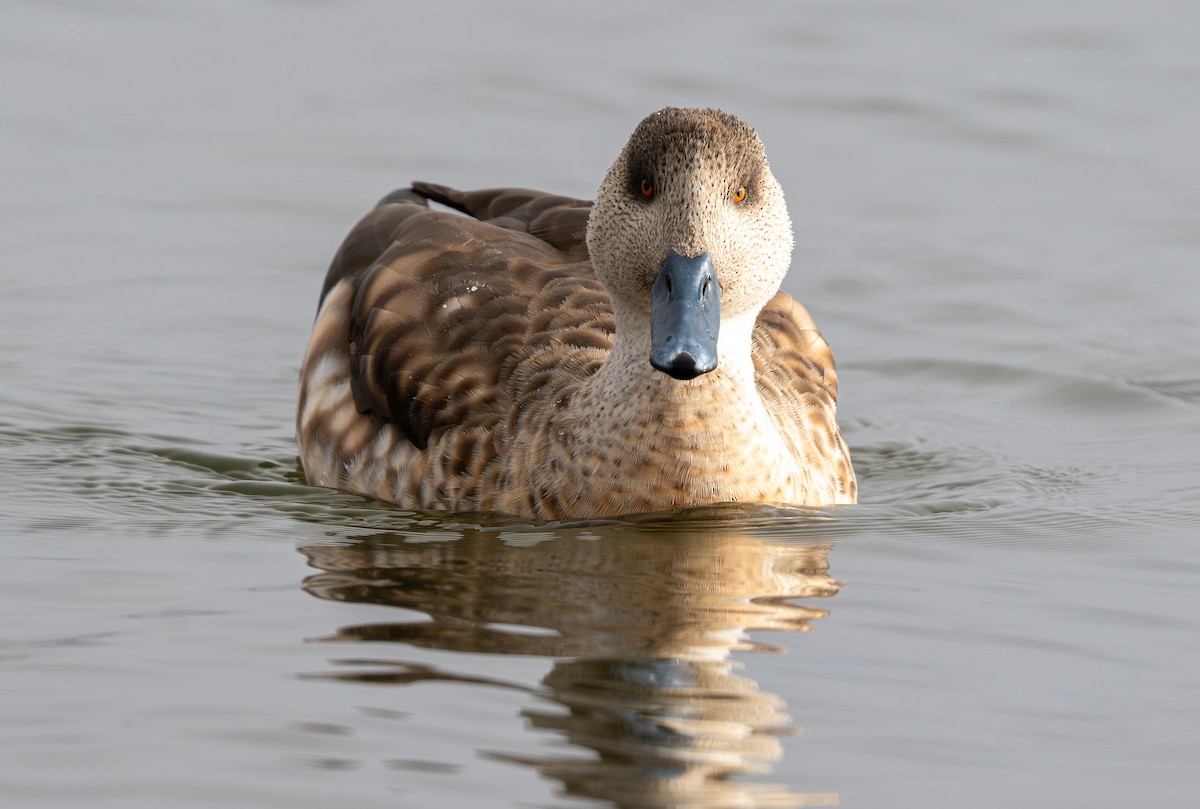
(640, 178, 654, 199)
(732, 185, 747, 203)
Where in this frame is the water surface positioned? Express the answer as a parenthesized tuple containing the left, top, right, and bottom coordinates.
(2, 1, 1199, 807)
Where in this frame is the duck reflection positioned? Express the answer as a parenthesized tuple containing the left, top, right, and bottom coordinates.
(301, 514, 841, 807)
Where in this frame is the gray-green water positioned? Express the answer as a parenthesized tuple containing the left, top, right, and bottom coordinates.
(3, 1, 1199, 807)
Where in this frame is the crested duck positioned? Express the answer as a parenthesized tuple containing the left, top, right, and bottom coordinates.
(297, 107, 856, 519)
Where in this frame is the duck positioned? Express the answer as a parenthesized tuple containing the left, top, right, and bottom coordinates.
(297, 107, 856, 519)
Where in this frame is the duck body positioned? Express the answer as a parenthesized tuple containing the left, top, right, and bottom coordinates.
(297, 108, 856, 519)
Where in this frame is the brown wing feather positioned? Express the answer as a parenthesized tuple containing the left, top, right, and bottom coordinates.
(318, 189, 432, 304)
(412, 182, 592, 257)
(321, 186, 610, 451)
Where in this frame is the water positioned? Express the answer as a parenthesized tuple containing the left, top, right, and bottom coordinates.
(3, 1, 1199, 806)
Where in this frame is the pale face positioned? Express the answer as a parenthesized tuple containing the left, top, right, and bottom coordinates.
(587, 108, 795, 321)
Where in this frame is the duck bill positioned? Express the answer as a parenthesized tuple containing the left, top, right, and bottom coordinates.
(649, 250, 721, 380)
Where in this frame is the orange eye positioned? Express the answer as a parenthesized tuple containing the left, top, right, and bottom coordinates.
(640, 178, 654, 199)
(732, 185, 747, 203)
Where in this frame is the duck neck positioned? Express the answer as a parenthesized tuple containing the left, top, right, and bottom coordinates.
(586, 302, 763, 414)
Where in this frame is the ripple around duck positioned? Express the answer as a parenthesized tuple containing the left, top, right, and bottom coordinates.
(842, 433, 1196, 546)
(4, 408, 1190, 551)
(0, 422, 328, 532)
(840, 349, 1200, 544)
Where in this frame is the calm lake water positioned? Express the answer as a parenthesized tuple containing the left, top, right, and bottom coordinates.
(3, 1, 1199, 807)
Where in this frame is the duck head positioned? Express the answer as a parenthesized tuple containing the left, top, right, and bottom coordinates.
(587, 107, 795, 379)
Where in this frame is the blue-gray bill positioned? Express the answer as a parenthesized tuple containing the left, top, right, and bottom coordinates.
(649, 250, 722, 380)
